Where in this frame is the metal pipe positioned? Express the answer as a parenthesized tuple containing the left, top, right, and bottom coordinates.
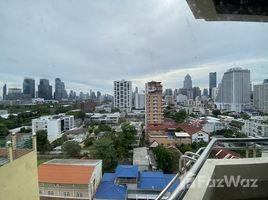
(184, 152, 201, 158)
(168, 137, 268, 200)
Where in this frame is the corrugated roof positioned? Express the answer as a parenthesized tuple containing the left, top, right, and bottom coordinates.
(115, 165, 138, 178)
(178, 122, 202, 135)
(138, 172, 179, 192)
(95, 173, 127, 200)
(38, 164, 94, 184)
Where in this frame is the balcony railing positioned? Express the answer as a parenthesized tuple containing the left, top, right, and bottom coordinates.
(156, 137, 268, 200)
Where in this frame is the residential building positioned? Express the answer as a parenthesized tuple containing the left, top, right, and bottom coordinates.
(183, 74, 192, 89)
(38, 159, 102, 200)
(94, 165, 179, 200)
(134, 92, 145, 110)
(254, 79, 268, 113)
(242, 116, 268, 137)
(145, 81, 164, 132)
(38, 79, 53, 100)
(76, 99, 97, 113)
(23, 78, 35, 98)
(148, 131, 191, 146)
(54, 78, 68, 100)
(114, 80, 132, 113)
(90, 113, 120, 124)
(0, 133, 39, 200)
(178, 122, 209, 143)
(215, 68, 251, 112)
(202, 117, 227, 133)
(209, 72, 217, 98)
(32, 114, 74, 141)
(176, 94, 187, 104)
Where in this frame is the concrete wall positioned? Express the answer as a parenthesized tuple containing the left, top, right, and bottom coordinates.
(0, 150, 39, 200)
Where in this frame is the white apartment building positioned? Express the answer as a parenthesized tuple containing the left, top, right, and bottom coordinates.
(254, 79, 268, 114)
(32, 114, 74, 141)
(202, 117, 227, 133)
(90, 112, 120, 124)
(242, 116, 268, 137)
(114, 80, 132, 113)
(134, 93, 145, 109)
(215, 68, 251, 112)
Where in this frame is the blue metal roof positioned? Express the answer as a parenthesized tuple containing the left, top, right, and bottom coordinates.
(115, 165, 138, 178)
(95, 173, 127, 200)
(95, 181, 127, 200)
(138, 172, 179, 192)
(102, 173, 115, 182)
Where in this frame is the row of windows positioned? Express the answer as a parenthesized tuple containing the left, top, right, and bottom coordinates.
(44, 191, 83, 197)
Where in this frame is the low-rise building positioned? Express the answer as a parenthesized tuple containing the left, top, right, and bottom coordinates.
(38, 159, 102, 200)
(133, 147, 150, 171)
(32, 114, 75, 142)
(242, 116, 268, 137)
(148, 131, 191, 146)
(94, 165, 179, 200)
(90, 112, 120, 124)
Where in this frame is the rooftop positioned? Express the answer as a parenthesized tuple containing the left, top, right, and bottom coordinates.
(38, 159, 100, 184)
(115, 165, 138, 178)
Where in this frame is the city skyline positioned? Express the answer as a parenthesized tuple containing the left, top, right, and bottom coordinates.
(0, 0, 268, 94)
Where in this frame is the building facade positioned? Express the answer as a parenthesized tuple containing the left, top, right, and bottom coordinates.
(254, 79, 268, 113)
(113, 80, 132, 113)
(134, 93, 145, 110)
(54, 78, 68, 100)
(145, 81, 164, 132)
(23, 78, 35, 98)
(32, 114, 74, 141)
(39, 159, 102, 200)
(209, 72, 217, 98)
(183, 74, 192, 89)
(38, 79, 53, 100)
(215, 68, 251, 112)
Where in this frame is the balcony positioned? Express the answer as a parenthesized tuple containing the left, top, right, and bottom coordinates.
(156, 137, 268, 200)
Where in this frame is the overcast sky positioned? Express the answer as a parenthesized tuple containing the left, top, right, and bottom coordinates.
(0, 0, 268, 95)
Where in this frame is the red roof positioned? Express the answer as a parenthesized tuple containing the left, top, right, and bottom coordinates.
(214, 148, 241, 159)
(178, 122, 202, 135)
(38, 164, 94, 184)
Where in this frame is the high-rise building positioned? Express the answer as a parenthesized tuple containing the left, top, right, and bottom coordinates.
(2, 83, 7, 100)
(215, 68, 251, 112)
(23, 78, 35, 98)
(135, 92, 145, 110)
(54, 78, 68, 100)
(183, 74, 192, 89)
(145, 81, 163, 131)
(254, 79, 268, 113)
(209, 72, 217, 97)
(203, 88, 209, 97)
(192, 87, 201, 100)
(165, 89, 173, 96)
(38, 79, 52, 100)
(114, 80, 132, 112)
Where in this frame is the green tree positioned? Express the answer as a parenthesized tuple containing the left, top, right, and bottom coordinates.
(0, 124, 9, 136)
(36, 130, 51, 153)
(153, 145, 177, 173)
(62, 141, 81, 157)
(90, 137, 116, 170)
(178, 143, 193, 153)
(212, 109, 221, 117)
(84, 137, 95, 147)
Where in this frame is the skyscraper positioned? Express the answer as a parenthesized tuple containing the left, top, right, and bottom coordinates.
(23, 78, 35, 98)
(114, 80, 132, 112)
(254, 79, 268, 113)
(145, 81, 163, 131)
(183, 74, 192, 89)
(54, 78, 68, 100)
(2, 84, 7, 100)
(209, 72, 217, 98)
(203, 88, 209, 97)
(38, 79, 52, 100)
(215, 68, 251, 112)
(192, 87, 201, 100)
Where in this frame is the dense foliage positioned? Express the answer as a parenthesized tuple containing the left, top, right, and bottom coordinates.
(62, 141, 81, 157)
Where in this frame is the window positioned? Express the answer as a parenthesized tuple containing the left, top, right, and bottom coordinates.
(63, 192, 70, 196)
(76, 192, 83, 197)
(48, 191, 54, 195)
